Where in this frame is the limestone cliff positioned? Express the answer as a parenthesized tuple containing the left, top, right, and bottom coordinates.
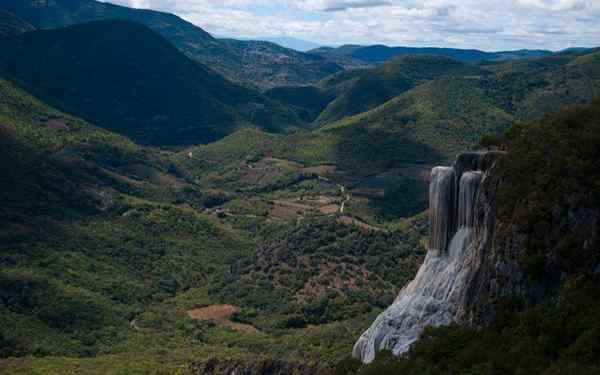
(353, 151, 509, 363)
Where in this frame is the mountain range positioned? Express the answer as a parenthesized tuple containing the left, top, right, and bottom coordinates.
(0, 0, 599, 374)
(219, 35, 326, 52)
(2, 0, 582, 90)
(309, 44, 554, 64)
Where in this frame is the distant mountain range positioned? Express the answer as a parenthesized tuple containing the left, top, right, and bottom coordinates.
(217, 35, 326, 52)
(308, 44, 555, 64)
(3, 0, 591, 91)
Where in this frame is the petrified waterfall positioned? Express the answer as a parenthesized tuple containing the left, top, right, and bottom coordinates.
(429, 167, 456, 252)
(352, 156, 485, 364)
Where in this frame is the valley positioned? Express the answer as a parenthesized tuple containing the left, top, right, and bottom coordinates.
(0, 1, 599, 374)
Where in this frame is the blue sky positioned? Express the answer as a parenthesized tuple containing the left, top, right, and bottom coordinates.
(110, 0, 600, 51)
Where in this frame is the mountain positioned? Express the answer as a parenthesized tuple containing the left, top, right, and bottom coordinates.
(227, 36, 325, 52)
(214, 50, 600, 220)
(0, 0, 343, 89)
(0, 9, 34, 37)
(314, 55, 488, 125)
(309, 44, 553, 64)
(215, 38, 343, 89)
(263, 69, 365, 123)
(0, 20, 303, 146)
(313, 50, 599, 163)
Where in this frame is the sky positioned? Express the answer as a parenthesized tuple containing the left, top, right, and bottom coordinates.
(109, 0, 600, 51)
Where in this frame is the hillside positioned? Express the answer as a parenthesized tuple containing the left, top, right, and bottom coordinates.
(212, 38, 343, 89)
(301, 50, 599, 127)
(324, 76, 514, 157)
(264, 69, 365, 123)
(0, 0, 343, 89)
(0, 10, 34, 37)
(0, 77, 429, 373)
(0, 20, 302, 146)
(188, 50, 600, 223)
(309, 50, 599, 165)
(310, 44, 553, 64)
(315, 55, 487, 125)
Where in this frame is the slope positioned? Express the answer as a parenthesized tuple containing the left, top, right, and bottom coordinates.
(189, 51, 600, 223)
(322, 50, 600, 153)
(0, 20, 302, 146)
(315, 55, 487, 125)
(0, 77, 430, 373)
(209, 38, 343, 90)
(1, 0, 343, 89)
(0, 75, 259, 363)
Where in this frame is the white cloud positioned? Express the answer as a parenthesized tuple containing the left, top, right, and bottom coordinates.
(107, 0, 600, 50)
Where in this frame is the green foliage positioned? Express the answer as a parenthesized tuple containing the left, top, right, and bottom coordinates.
(478, 132, 507, 150)
(497, 99, 600, 276)
(0, 77, 429, 373)
(0, 20, 304, 146)
(316, 44, 552, 65)
(316, 55, 487, 125)
(215, 216, 425, 326)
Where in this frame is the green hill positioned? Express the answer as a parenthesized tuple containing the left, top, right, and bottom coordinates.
(1, 0, 343, 89)
(211, 38, 343, 89)
(317, 50, 600, 157)
(0, 75, 257, 363)
(315, 55, 487, 125)
(0, 20, 302, 146)
(264, 69, 366, 124)
(324, 76, 514, 157)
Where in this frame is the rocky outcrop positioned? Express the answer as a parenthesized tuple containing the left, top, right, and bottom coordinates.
(353, 151, 507, 363)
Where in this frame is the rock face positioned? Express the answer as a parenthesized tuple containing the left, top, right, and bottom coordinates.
(353, 151, 505, 363)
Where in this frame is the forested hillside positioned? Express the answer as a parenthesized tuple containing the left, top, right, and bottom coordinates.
(1, 0, 342, 89)
(0, 20, 303, 145)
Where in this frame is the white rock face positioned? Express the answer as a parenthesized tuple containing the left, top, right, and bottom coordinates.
(352, 162, 483, 364)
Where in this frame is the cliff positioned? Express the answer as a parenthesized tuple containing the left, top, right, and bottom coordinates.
(345, 101, 600, 373)
(352, 151, 512, 363)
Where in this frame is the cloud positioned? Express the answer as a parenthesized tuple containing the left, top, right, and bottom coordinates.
(295, 0, 392, 12)
(106, 0, 600, 51)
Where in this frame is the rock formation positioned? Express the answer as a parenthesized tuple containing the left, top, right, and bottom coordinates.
(353, 151, 504, 363)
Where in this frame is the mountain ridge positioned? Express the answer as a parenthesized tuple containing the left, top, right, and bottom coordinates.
(0, 19, 304, 145)
(0, 0, 343, 89)
(309, 44, 554, 64)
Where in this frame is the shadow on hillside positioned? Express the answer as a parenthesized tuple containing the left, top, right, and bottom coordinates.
(332, 125, 444, 219)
